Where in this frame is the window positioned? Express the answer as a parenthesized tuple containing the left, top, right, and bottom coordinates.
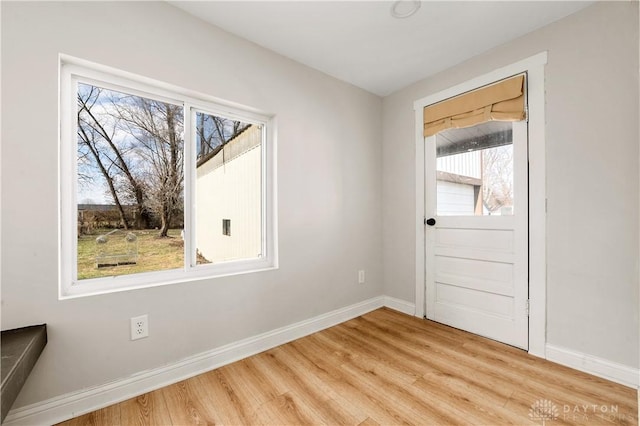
(60, 56, 277, 298)
(422, 74, 525, 217)
(436, 121, 515, 216)
(222, 219, 231, 237)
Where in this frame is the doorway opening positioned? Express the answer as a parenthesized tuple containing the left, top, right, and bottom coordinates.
(413, 52, 547, 357)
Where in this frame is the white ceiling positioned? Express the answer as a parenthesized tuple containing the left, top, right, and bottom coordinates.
(171, 1, 593, 96)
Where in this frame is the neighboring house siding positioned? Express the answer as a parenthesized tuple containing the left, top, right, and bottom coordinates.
(195, 125, 262, 263)
(437, 151, 481, 179)
(437, 180, 476, 215)
(437, 151, 481, 215)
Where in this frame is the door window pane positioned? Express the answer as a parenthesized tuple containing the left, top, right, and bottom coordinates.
(436, 121, 514, 216)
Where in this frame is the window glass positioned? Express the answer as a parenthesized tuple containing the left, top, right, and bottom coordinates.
(194, 110, 262, 264)
(76, 83, 184, 279)
(436, 121, 514, 216)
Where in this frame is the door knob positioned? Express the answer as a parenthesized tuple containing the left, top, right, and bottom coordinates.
(425, 218, 436, 226)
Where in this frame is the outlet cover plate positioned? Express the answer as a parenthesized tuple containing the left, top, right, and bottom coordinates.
(130, 314, 148, 340)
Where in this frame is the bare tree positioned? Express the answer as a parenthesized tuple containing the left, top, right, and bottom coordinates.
(196, 113, 249, 159)
(482, 145, 514, 214)
(78, 85, 152, 230)
(77, 85, 132, 229)
(113, 96, 184, 237)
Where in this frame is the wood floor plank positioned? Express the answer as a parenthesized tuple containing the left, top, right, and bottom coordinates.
(338, 356, 461, 424)
(60, 404, 121, 426)
(377, 312, 636, 422)
(340, 315, 527, 406)
(462, 339, 636, 405)
(356, 314, 594, 407)
(316, 327, 424, 384)
(57, 308, 638, 426)
(119, 389, 171, 426)
(277, 341, 371, 423)
(287, 336, 415, 425)
(161, 380, 212, 425)
(414, 373, 539, 425)
(195, 368, 254, 425)
(252, 347, 366, 425)
(253, 391, 323, 426)
(320, 322, 435, 377)
(222, 357, 281, 409)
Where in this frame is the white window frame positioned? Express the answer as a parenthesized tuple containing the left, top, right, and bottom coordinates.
(59, 54, 278, 299)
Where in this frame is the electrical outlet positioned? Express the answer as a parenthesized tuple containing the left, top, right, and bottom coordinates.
(130, 314, 148, 341)
(358, 270, 365, 284)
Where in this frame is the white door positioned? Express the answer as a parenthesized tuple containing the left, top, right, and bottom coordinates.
(425, 119, 528, 349)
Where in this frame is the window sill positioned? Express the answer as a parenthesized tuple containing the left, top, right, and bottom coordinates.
(59, 260, 278, 300)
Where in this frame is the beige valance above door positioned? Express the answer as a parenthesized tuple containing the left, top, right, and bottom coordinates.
(423, 75, 525, 137)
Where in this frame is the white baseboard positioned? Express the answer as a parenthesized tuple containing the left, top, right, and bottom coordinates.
(546, 344, 639, 388)
(383, 296, 416, 316)
(4, 296, 390, 426)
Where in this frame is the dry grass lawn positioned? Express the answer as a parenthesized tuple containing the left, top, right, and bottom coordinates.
(77, 229, 183, 280)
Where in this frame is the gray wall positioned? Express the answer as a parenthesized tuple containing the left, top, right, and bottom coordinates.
(1, 2, 383, 407)
(382, 1, 639, 368)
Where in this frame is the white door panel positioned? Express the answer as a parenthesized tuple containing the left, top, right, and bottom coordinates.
(435, 227, 514, 252)
(435, 257, 514, 295)
(434, 247, 514, 264)
(436, 283, 514, 317)
(425, 119, 528, 349)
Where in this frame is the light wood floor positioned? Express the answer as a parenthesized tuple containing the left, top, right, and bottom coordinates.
(59, 308, 637, 425)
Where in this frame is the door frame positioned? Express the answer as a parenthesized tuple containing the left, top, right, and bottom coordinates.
(413, 52, 547, 358)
